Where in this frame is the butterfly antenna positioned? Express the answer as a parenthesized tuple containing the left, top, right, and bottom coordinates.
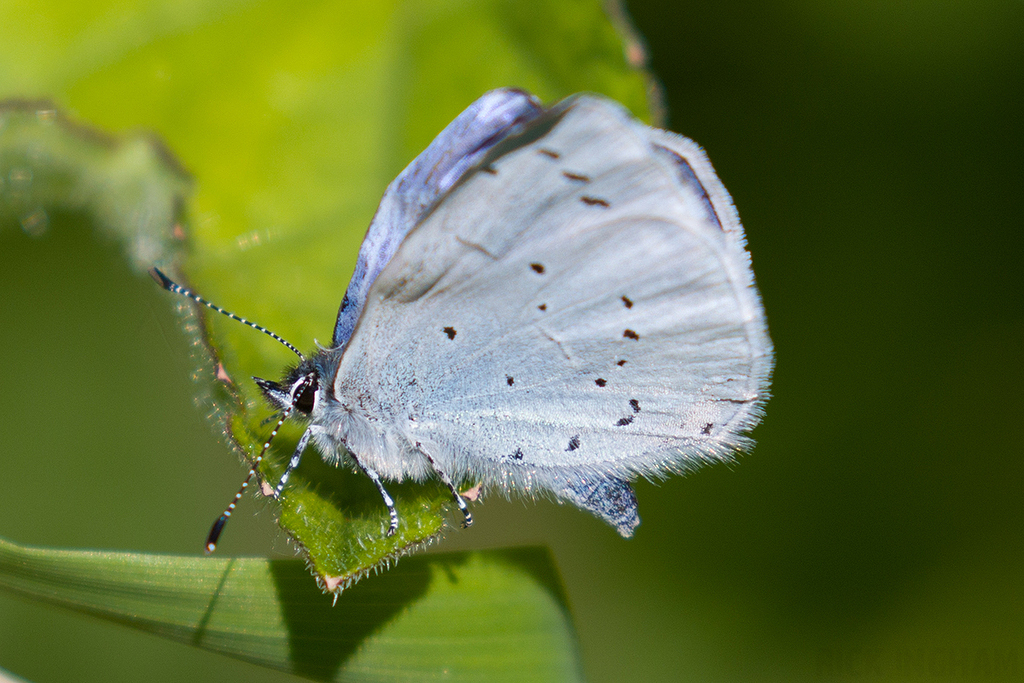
(205, 404, 295, 553)
(149, 267, 304, 360)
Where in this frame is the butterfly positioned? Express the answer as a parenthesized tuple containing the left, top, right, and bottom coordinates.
(154, 88, 773, 550)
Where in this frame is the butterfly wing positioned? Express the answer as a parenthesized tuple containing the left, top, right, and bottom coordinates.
(330, 95, 773, 535)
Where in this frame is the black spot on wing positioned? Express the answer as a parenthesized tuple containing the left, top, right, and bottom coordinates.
(539, 148, 560, 159)
(615, 415, 634, 427)
(506, 375, 514, 386)
(538, 303, 547, 311)
(443, 326, 457, 340)
(623, 329, 640, 340)
(701, 423, 714, 435)
(562, 171, 590, 182)
(629, 399, 640, 413)
(595, 378, 607, 387)
(621, 295, 633, 308)
(617, 359, 627, 366)
(530, 262, 545, 274)
(581, 196, 610, 208)
(566, 435, 581, 452)
(508, 447, 524, 461)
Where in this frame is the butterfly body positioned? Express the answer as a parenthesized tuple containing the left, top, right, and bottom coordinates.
(252, 89, 772, 539)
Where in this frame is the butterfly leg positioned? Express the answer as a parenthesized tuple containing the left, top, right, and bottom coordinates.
(351, 456, 399, 536)
(423, 453, 473, 528)
(273, 426, 314, 497)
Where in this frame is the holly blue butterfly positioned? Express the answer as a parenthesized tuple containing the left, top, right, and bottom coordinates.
(154, 88, 773, 550)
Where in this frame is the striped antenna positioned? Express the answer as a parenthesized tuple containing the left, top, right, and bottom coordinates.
(203, 372, 318, 552)
(149, 267, 304, 359)
(205, 400, 296, 554)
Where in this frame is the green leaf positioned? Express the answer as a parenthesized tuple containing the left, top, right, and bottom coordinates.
(0, 536, 583, 682)
(1, 0, 655, 586)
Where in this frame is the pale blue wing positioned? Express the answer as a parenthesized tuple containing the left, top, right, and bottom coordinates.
(329, 95, 772, 536)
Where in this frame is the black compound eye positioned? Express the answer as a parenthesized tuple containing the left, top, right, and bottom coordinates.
(292, 379, 317, 414)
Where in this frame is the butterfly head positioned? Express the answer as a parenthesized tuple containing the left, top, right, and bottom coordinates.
(254, 348, 342, 418)
(254, 370, 317, 415)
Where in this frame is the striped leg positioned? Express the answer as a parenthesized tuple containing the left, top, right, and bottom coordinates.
(423, 453, 473, 528)
(350, 455, 399, 537)
(273, 427, 313, 497)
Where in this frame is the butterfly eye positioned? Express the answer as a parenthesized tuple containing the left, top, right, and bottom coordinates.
(292, 376, 317, 414)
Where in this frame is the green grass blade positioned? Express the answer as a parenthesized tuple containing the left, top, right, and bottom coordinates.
(0, 536, 582, 682)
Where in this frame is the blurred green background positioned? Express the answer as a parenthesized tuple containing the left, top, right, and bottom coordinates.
(1, 1, 1022, 682)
